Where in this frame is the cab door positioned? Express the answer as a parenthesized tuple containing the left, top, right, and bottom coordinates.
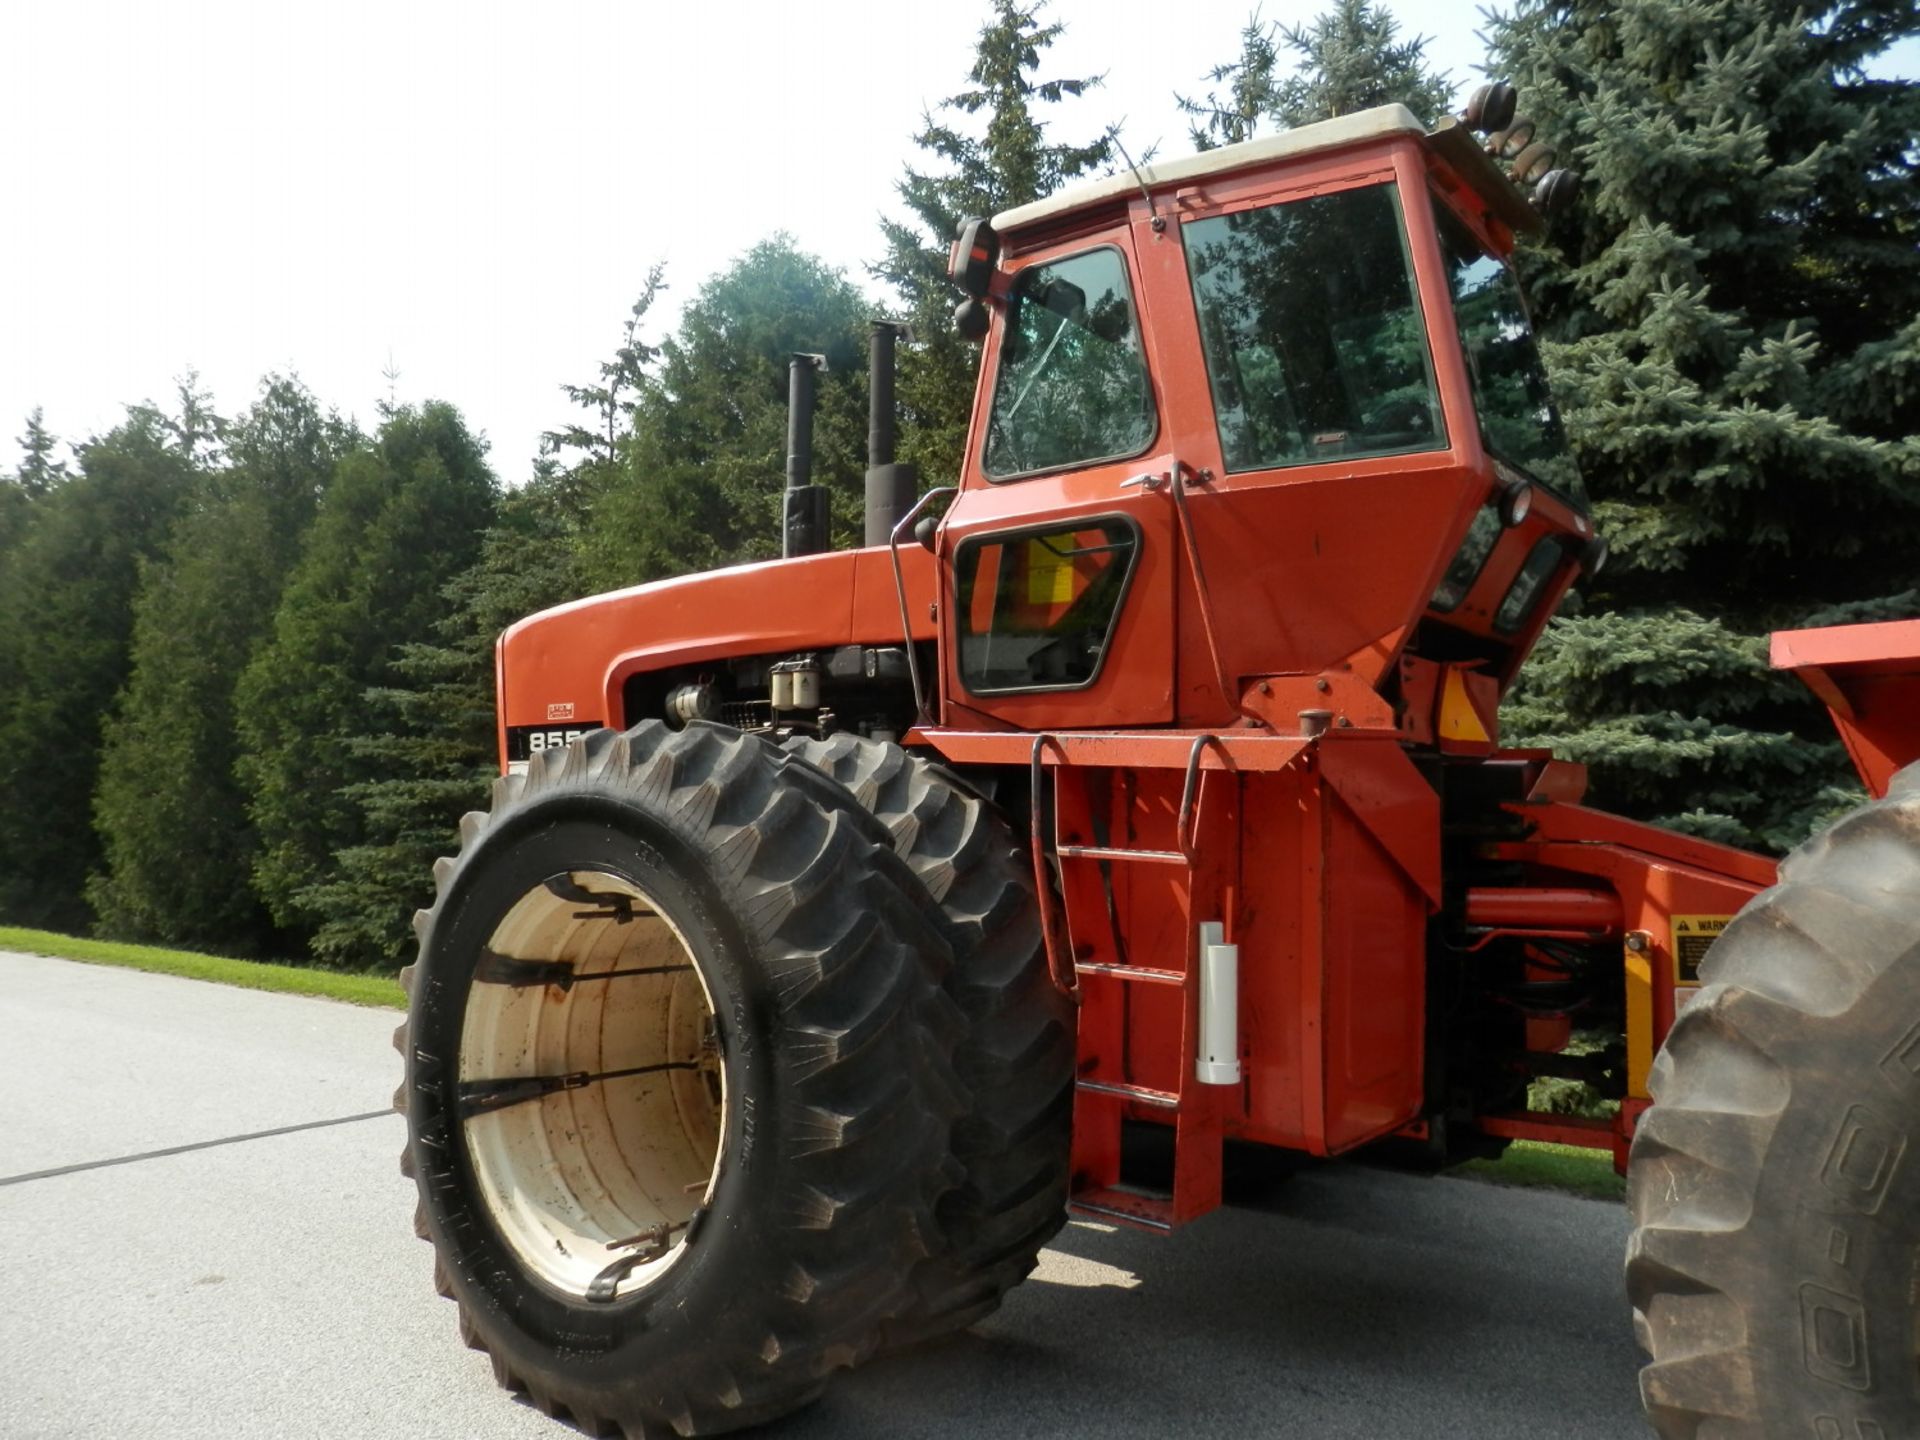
(937, 225, 1178, 731)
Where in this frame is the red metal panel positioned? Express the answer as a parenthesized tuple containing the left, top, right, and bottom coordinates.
(1315, 734, 1442, 907)
(1319, 784, 1428, 1150)
(1507, 800, 1777, 890)
(922, 728, 1310, 772)
(1772, 620, 1920, 797)
(493, 545, 936, 760)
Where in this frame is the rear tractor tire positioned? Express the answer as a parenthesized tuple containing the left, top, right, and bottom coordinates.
(783, 734, 1074, 1344)
(394, 721, 966, 1437)
(1628, 763, 1920, 1438)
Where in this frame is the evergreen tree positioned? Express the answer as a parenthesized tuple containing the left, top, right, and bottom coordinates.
(1179, 13, 1284, 150)
(304, 482, 588, 967)
(579, 237, 872, 591)
(14, 407, 69, 497)
(90, 378, 352, 949)
(0, 408, 194, 929)
(1179, 1, 1455, 151)
(542, 265, 666, 472)
(875, 0, 1112, 488)
(233, 402, 497, 949)
(1487, 0, 1920, 849)
(163, 370, 225, 469)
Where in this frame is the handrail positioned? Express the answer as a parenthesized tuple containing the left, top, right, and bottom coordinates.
(887, 486, 958, 726)
(1028, 734, 1080, 1001)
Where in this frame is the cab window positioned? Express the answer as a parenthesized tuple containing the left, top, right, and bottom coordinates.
(955, 519, 1139, 692)
(1184, 183, 1443, 472)
(983, 248, 1156, 479)
(1495, 537, 1567, 634)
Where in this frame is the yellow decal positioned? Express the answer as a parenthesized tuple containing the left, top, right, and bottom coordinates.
(1025, 540, 1075, 605)
(1670, 915, 1732, 986)
(1438, 668, 1491, 743)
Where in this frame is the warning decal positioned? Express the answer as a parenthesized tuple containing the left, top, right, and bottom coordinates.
(1024, 539, 1075, 605)
(1671, 915, 1733, 985)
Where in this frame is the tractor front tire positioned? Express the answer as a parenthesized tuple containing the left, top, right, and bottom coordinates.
(394, 722, 965, 1437)
(783, 734, 1074, 1344)
(1628, 763, 1920, 1438)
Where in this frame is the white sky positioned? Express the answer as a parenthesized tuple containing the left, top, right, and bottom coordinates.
(3, 2, 1913, 480)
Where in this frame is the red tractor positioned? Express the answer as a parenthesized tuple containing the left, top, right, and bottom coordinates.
(394, 92, 1920, 1439)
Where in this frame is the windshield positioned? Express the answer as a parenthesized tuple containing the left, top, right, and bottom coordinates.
(1184, 183, 1444, 472)
(1432, 197, 1585, 507)
(983, 247, 1156, 478)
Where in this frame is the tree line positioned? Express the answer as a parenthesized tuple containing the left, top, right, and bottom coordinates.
(2, 0, 1914, 970)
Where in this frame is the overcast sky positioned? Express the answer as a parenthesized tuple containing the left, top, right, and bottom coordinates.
(3, 2, 1913, 480)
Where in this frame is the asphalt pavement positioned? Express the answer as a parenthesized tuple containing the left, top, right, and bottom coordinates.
(0, 950, 1648, 1438)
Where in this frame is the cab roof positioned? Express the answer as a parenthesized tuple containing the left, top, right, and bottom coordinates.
(992, 104, 1539, 239)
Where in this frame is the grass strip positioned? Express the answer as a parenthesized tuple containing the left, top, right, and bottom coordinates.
(1451, 1140, 1626, 1202)
(0, 927, 404, 1010)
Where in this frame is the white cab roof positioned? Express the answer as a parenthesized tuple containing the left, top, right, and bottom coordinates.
(993, 104, 1426, 235)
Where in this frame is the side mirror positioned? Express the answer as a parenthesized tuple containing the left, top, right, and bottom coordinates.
(953, 297, 991, 343)
(947, 217, 1000, 298)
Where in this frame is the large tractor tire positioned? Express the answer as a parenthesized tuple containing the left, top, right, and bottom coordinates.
(393, 722, 966, 1438)
(1628, 763, 1920, 1438)
(783, 734, 1074, 1344)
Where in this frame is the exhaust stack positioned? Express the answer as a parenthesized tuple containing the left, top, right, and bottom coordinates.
(864, 320, 918, 547)
(783, 353, 830, 559)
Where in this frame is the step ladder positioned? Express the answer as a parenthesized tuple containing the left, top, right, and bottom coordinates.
(1028, 734, 1240, 1233)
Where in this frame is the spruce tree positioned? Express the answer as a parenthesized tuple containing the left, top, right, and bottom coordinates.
(304, 483, 588, 967)
(1487, 0, 1920, 849)
(0, 408, 194, 929)
(90, 378, 352, 950)
(14, 407, 68, 497)
(233, 402, 496, 949)
(1179, 1, 1455, 151)
(542, 265, 665, 472)
(874, 0, 1112, 488)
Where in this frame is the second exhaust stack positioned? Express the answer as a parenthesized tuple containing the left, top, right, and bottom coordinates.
(864, 320, 918, 547)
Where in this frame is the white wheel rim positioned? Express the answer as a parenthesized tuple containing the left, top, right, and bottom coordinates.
(458, 869, 726, 1301)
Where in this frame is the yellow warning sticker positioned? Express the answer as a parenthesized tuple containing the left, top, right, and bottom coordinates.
(1671, 915, 1733, 986)
(1025, 539, 1075, 605)
(1437, 668, 1491, 743)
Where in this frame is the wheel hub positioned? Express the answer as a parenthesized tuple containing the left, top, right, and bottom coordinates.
(457, 869, 725, 1302)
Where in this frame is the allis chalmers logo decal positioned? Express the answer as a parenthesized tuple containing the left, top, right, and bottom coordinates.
(546, 701, 576, 721)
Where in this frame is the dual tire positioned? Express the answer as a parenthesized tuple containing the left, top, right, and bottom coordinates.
(395, 723, 1068, 1436)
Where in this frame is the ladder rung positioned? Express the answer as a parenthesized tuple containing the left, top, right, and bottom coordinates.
(1071, 1185, 1175, 1232)
(1076, 1078, 1181, 1109)
(1074, 961, 1185, 986)
(1056, 843, 1186, 865)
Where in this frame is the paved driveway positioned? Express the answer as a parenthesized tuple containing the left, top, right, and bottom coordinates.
(0, 951, 1646, 1438)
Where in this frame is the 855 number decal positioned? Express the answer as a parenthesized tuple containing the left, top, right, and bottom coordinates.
(504, 721, 605, 763)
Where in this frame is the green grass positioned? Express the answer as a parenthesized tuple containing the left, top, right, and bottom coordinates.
(1451, 1140, 1626, 1202)
(0, 927, 404, 1009)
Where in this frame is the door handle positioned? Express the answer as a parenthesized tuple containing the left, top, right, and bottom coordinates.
(1119, 470, 1168, 491)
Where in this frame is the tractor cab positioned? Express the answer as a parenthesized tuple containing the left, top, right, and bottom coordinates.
(932, 104, 1598, 744)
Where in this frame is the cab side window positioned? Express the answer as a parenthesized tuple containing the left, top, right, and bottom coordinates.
(983, 248, 1156, 479)
(955, 520, 1139, 693)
